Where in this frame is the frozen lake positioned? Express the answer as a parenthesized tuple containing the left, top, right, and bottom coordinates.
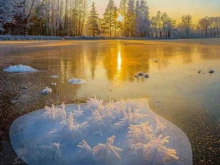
(0, 39, 220, 164)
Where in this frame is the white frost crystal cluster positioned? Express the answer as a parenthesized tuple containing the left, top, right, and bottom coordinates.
(17, 98, 179, 165)
(76, 136, 123, 161)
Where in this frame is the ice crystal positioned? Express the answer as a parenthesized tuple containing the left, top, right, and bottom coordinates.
(155, 117, 166, 135)
(86, 97, 103, 110)
(44, 103, 66, 120)
(53, 143, 63, 160)
(93, 135, 123, 160)
(44, 104, 56, 119)
(75, 140, 93, 159)
(60, 102, 67, 118)
(129, 135, 179, 164)
(114, 108, 147, 130)
(61, 112, 88, 135)
(127, 122, 155, 146)
(73, 105, 83, 117)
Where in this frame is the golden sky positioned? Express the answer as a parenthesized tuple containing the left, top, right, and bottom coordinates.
(94, 0, 220, 23)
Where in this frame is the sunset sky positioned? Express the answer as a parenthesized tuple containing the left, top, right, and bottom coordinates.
(94, 0, 220, 23)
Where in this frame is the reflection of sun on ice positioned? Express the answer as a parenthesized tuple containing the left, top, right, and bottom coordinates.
(117, 15, 124, 22)
(117, 50, 122, 71)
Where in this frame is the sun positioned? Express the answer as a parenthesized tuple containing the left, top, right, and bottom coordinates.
(117, 15, 124, 22)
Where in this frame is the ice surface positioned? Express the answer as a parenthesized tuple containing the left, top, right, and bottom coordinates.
(10, 98, 192, 165)
(68, 78, 86, 84)
(3, 64, 38, 73)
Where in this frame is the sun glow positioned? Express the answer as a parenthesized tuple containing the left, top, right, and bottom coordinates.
(117, 15, 124, 22)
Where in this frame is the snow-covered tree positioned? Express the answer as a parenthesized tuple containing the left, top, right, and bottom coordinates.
(150, 11, 175, 38)
(0, 0, 14, 33)
(12, 0, 41, 35)
(178, 15, 192, 38)
(87, 2, 99, 37)
(198, 17, 210, 36)
(135, 0, 150, 36)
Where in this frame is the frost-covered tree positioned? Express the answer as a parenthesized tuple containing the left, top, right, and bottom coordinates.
(101, 0, 116, 37)
(178, 15, 192, 38)
(198, 17, 210, 36)
(87, 2, 99, 37)
(12, 0, 41, 35)
(150, 11, 175, 38)
(135, 0, 150, 36)
(0, 0, 14, 34)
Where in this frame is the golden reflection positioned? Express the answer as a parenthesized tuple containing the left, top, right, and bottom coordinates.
(117, 47, 122, 71)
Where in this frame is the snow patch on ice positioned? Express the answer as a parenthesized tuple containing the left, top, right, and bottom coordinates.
(41, 87, 52, 94)
(68, 78, 86, 84)
(3, 64, 38, 73)
(51, 75, 59, 79)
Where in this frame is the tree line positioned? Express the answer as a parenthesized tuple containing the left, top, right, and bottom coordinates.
(0, 0, 219, 38)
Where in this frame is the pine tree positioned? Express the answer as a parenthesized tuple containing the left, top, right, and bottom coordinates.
(87, 2, 99, 37)
(135, 0, 140, 36)
(119, 0, 127, 36)
(126, 0, 135, 36)
(102, 0, 116, 37)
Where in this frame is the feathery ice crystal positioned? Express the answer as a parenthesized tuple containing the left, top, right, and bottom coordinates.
(93, 135, 123, 160)
(35, 97, 179, 164)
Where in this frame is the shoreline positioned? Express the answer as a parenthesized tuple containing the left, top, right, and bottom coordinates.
(1, 35, 220, 41)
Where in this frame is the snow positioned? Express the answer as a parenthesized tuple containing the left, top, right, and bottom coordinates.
(10, 98, 192, 165)
(41, 87, 52, 94)
(3, 64, 38, 73)
(51, 75, 59, 79)
(68, 78, 86, 84)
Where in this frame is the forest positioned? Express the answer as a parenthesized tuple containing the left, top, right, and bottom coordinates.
(0, 0, 220, 38)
